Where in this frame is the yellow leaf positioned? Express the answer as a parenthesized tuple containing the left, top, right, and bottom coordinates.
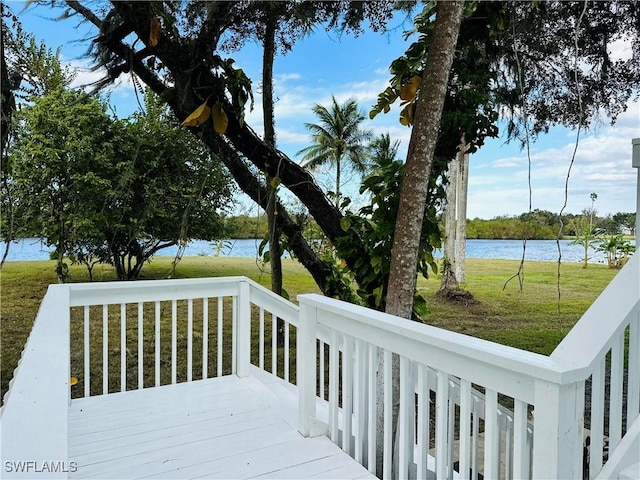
(399, 103, 414, 126)
(149, 17, 161, 47)
(212, 103, 228, 135)
(181, 102, 211, 127)
(400, 75, 422, 101)
(70, 377, 78, 386)
(269, 177, 281, 188)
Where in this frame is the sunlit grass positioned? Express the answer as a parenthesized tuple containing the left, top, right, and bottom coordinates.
(1, 256, 619, 402)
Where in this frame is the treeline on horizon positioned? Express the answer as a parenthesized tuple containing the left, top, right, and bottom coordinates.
(222, 209, 637, 241)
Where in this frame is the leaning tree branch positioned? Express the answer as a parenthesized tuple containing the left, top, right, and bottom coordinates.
(65, 0, 372, 300)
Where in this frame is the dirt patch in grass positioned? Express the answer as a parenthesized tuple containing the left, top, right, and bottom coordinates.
(435, 288, 478, 306)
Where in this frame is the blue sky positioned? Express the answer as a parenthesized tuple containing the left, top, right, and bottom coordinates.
(15, 3, 640, 219)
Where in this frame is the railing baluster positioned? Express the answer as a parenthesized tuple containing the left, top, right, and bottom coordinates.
(284, 321, 290, 382)
(485, 388, 500, 479)
(354, 339, 365, 463)
(102, 304, 108, 395)
(399, 356, 412, 480)
(447, 380, 455, 479)
(416, 363, 429, 479)
(472, 396, 480, 478)
(319, 340, 325, 400)
(259, 307, 265, 370)
(83, 305, 90, 397)
(629, 318, 640, 428)
(367, 345, 377, 474)
(610, 333, 624, 450)
(329, 329, 339, 444)
(187, 298, 193, 382)
(217, 297, 223, 377)
(202, 298, 208, 379)
(342, 334, 353, 455)
(271, 312, 277, 377)
(505, 414, 513, 480)
(590, 358, 606, 477)
(171, 300, 177, 384)
(154, 301, 160, 387)
(459, 379, 472, 479)
(137, 302, 143, 389)
(514, 399, 529, 479)
(383, 349, 393, 479)
(435, 370, 449, 479)
(232, 296, 237, 374)
(120, 303, 126, 392)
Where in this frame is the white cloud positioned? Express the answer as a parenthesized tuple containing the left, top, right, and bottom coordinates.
(274, 72, 302, 82)
(467, 105, 639, 219)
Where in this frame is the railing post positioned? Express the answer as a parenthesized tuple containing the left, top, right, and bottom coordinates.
(236, 280, 251, 378)
(297, 298, 317, 437)
(532, 378, 585, 479)
(1, 285, 71, 479)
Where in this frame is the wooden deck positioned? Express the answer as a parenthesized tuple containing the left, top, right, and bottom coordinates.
(69, 371, 376, 479)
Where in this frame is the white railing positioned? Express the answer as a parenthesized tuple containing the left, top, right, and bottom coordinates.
(552, 252, 640, 479)
(0, 285, 71, 479)
(0, 276, 299, 479)
(297, 254, 640, 480)
(2, 258, 638, 479)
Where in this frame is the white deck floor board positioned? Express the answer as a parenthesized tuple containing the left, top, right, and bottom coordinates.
(69, 373, 376, 479)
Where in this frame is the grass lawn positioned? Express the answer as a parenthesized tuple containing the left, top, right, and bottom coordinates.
(0, 256, 620, 402)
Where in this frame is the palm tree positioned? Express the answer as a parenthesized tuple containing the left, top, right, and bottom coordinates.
(368, 133, 400, 166)
(298, 96, 372, 207)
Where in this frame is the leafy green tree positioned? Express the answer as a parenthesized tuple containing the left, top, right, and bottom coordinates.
(11, 87, 233, 280)
(103, 91, 233, 279)
(612, 212, 636, 235)
(570, 195, 602, 269)
(338, 135, 442, 315)
(298, 96, 372, 207)
(1, 8, 76, 267)
(11, 88, 115, 281)
(596, 234, 635, 269)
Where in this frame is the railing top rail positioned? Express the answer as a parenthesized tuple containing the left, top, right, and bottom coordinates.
(243, 277, 299, 325)
(67, 276, 249, 306)
(1, 284, 70, 477)
(299, 293, 568, 385)
(552, 253, 638, 379)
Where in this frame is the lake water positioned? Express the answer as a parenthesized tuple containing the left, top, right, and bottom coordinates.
(0, 238, 615, 264)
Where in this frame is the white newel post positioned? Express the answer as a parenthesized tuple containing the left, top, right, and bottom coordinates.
(236, 281, 251, 377)
(297, 299, 317, 437)
(532, 378, 585, 479)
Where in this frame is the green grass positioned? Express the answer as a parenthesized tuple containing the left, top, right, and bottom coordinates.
(0, 256, 619, 403)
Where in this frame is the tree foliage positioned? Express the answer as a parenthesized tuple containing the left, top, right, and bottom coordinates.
(57, 0, 640, 305)
(298, 97, 372, 207)
(11, 88, 115, 281)
(10, 87, 233, 280)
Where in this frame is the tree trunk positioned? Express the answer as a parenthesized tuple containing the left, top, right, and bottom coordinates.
(455, 146, 469, 282)
(377, 1, 464, 476)
(335, 156, 341, 208)
(262, 12, 285, 345)
(385, 0, 464, 318)
(444, 151, 458, 273)
(262, 13, 282, 299)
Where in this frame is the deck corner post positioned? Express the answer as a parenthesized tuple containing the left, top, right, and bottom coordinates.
(297, 297, 318, 437)
(236, 280, 251, 378)
(532, 377, 585, 479)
